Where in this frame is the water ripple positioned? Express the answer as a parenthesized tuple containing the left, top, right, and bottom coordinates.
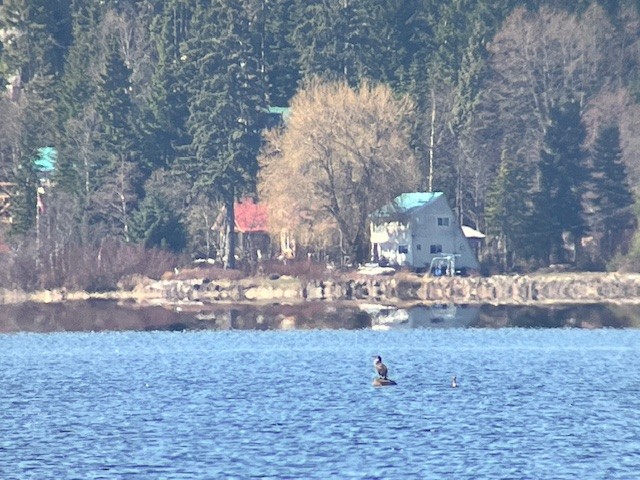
(1, 329, 640, 478)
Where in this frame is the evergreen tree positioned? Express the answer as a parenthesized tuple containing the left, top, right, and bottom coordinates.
(290, 0, 349, 82)
(588, 124, 635, 263)
(0, 0, 72, 85)
(533, 99, 587, 265)
(290, 0, 390, 86)
(259, 0, 300, 106)
(176, 0, 267, 268)
(52, 0, 108, 245)
(404, 0, 439, 191)
(129, 192, 187, 252)
(387, 0, 432, 92)
(485, 150, 534, 270)
(56, 0, 104, 123)
(9, 152, 38, 236)
(143, 0, 193, 171)
(0, 0, 69, 234)
(96, 38, 139, 237)
(95, 42, 134, 141)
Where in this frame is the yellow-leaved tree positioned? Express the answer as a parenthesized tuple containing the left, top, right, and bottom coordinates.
(259, 79, 419, 263)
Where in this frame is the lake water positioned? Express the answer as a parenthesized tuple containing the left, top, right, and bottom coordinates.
(1, 303, 640, 479)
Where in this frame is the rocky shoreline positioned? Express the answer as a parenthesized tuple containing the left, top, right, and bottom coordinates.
(139, 271, 640, 306)
(3, 271, 639, 306)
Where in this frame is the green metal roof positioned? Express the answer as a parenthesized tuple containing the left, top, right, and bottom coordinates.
(33, 147, 57, 173)
(370, 192, 443, 218)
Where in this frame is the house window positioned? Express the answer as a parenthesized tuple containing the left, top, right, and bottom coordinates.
(398, 245, 409, 254)
(430, 244, 442, 254)
(437, 217, 450, 227)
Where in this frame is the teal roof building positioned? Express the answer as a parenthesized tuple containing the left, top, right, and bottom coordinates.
(369, 192, 480, 274)
(34, 147, 57, 173)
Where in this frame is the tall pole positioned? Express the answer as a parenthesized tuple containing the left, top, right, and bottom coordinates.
(428, 88, 436, 193)
(36, 185, 43, 270)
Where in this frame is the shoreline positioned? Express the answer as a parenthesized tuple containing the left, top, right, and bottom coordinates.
(2, 271, 640, 307)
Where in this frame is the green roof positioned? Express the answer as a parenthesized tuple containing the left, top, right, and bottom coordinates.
(267, 106, 291, 121)
(370, 192, 443, 218)
(33, 147, 57, 173)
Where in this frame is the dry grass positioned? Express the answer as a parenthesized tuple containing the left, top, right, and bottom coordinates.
(163, 260, 357, 283)
(169, 265, 248, 281)
(259, 260, 335, 280)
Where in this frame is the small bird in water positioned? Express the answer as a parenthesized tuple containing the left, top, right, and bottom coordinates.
(373, 356, 388, 379)
(451, 376, 458, 388)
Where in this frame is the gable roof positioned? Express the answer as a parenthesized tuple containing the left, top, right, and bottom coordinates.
(370, 192, 444, 219)
(234, 198, 268, 233)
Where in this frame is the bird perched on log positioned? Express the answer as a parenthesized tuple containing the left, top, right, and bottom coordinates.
(373, 356, 388, 379)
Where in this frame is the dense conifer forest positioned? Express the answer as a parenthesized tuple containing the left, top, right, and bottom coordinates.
(0, 0, 639, 290)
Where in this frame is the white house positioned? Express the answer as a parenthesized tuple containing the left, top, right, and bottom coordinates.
(369, 192, 480, 274)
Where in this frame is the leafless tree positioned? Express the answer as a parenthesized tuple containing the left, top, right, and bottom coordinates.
(259, 79, 419, 263)
(486, 4, 618, 169)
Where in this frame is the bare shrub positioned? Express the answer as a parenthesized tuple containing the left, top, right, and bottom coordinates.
(64, 239, 184, 291)
(0, 241, 39, 291)
(0, 237, 184, 292)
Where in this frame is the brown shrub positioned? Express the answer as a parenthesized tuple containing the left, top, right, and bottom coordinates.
(172, 264, 248, 281)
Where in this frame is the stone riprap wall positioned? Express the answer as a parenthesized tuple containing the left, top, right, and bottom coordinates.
(126, 272, 640, 306)
(3, 272, 640, 306)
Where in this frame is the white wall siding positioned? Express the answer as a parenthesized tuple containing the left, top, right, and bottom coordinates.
(371, 221, 413, 266)
(370, 194, 480, 271)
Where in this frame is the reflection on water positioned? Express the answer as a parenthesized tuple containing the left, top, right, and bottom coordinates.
(365, 303, 480, 330)
(368, 303, 640, 330)
(477, 303, 640, 329)
(0, 300, 639, 333)
(0, 300, 371, 333)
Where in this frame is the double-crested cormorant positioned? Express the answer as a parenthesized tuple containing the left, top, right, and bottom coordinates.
(373, 356, 388, 379)
(451, 376, 458, 388)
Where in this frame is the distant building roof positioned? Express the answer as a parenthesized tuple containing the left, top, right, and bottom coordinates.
(263, 106, 291, 129)
(234, 198, 268, 233)
(267, 106, 291, 118)
(370, 192, 444, 218)
(34, 147, 56, 173)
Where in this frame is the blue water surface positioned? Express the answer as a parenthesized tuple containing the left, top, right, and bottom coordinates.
(1, 328, 640, 479)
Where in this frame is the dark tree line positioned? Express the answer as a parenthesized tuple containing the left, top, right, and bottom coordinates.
(0, 0, 639, 289)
